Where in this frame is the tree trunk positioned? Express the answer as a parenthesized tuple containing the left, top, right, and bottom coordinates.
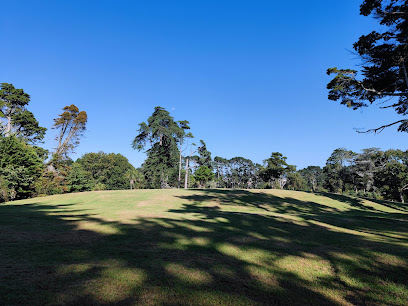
(5, 116, 11, 136)
(400, 192, 405, 203)
(184, 158, 189, 189)
(178, 150, 182, 189)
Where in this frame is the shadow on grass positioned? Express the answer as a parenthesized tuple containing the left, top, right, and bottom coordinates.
(1, 190, 408, 305)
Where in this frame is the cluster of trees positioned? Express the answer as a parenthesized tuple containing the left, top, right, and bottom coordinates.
(131, 106, 408, 203)
(0, 83, 141, 202)
(322, 148, 408, 203)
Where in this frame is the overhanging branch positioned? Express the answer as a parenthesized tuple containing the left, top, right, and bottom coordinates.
(357, 119, 408, 134)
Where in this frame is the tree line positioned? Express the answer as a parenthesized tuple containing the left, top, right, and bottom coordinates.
(131, 105, 408, 203)
(1, 83, 408, 203)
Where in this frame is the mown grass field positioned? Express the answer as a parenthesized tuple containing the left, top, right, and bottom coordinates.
(1, 189, 408, 305)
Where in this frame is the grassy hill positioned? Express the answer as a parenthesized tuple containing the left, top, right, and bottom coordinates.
(1, 189, 408, 305)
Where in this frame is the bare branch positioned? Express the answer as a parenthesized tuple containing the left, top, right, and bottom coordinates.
(357, 120, 408, 134)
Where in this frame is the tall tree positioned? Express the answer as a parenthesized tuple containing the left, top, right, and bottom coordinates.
(323, 148, 356, 193)
(176, 120, 193, 188)
(259, 152, 295, 189)
(132, 107, 182, 188)
(353, 148, 381, 193)
(0, 83, 46, 142)
(196, 140, 212, 169)
(53, 104, 87, 159)
(327, 0, 408, 133)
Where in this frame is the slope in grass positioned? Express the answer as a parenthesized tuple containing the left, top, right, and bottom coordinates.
(1, 189, 407, 305)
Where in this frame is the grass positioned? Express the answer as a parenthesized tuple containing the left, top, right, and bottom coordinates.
(1, 189, 408, 305)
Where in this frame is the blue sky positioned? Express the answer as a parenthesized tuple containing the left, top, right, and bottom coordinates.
(2, 0, 406, 169)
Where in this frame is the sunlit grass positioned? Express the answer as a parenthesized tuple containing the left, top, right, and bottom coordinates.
(1, 189, 407, 305)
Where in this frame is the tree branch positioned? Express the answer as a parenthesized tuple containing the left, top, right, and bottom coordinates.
(357, 119, 408, 134)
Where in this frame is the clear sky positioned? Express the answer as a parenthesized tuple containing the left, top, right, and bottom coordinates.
(2, 0, 407, 169)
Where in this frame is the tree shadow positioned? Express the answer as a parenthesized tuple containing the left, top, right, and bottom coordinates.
(1, 191, 408, 305)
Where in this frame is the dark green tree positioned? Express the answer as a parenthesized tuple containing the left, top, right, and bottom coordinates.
(194, 165, 215, 188)
(12, 110, 47, 144)
(0, 135, 43, 199)
(327, 0, 408, 133)
(67, 163, 92, 193)
(0, 83, 46, 142)
(132, 107, 183, 189)
(196, 140, 212, 169)
(77, 152, 136, 190)
(259, 152, 295, 188)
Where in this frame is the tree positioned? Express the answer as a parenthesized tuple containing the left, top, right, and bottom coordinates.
(184, 140, 211, 189)
(0, 135, 43, 200)
(0, 83, 46, 142)
(194, 165, 214, 188)
(176, 120, 193, 188)
(323, 148, 356, 193)
(299, 166, 324, 192)
(375, 149, 408, 202)
(184, 144, 198, 189)
(12, 110, 47, 144)
(259, 152, 295, 189)
(125, 168, 145, 189)
(132, 107, 182, 188)
(286, 172, 307, 191)
(77, 152, 137, 190)
(53, 104, 87, 159)
(196, 140, 212, 169)
(353, 148, 381, 194)
(327, 0, 408, 133)
(67, 163, 92, 193)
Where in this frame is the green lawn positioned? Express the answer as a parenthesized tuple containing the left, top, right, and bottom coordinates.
(1, 189, 408, 305)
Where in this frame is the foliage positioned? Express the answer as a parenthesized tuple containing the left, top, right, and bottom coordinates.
(34, 170, 65, 196)
(132, 107, 182, 188)
(142, 142, 179, 188)
(196, 140, 212, 169)
(375, 149, 408, 203)
(299, 166, 325, 192)
(53, 104, 87, 159)
(125, 168, 145, 189)
(194, 165, 214, 188)
(214, 156, 260, 189)
(12, 110, 47, 144)
(323, 148, 356, 193)
(0, 136, 43, 199)
(67, 163, 92, 193)
(77, 152, 136, 190)
(286, 172, 307, 190)
(0, 83, 46, 143)
(259, 152, 295, 189)
(327, 0, 408, 133)
(0, 175, 8, 202)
